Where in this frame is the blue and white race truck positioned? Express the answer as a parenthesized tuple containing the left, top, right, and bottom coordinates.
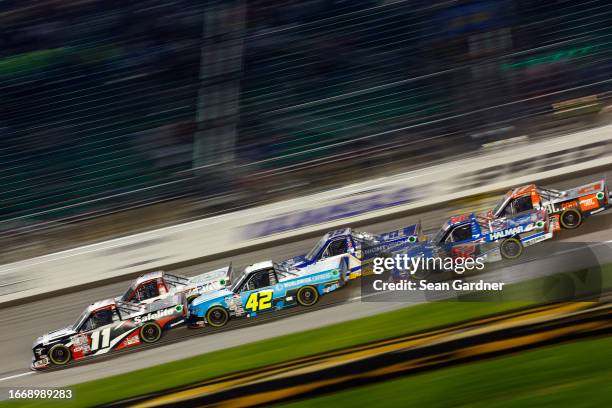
(188, 257, 349, 328)
(279, 225, 422, 279)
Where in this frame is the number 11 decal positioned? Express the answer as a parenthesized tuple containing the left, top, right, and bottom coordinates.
(91, 327, 111, 351)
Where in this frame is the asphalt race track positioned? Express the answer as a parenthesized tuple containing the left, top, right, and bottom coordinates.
(0, 170, 611, 390)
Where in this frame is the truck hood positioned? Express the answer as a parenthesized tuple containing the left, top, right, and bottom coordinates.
(38, 326, 75, 346)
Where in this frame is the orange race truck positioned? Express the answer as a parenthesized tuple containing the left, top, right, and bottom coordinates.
(487, 179, 610, 231)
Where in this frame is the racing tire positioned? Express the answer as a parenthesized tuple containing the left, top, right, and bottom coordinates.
(187, 294, 199, 304)
(49, 344, 71, 366)
(500, 237, 523, 260)
(206, 306, 229, 328)
(559, 208, 582, 229)
(139, 322, 162, 343)
(296, 286, 319, 307)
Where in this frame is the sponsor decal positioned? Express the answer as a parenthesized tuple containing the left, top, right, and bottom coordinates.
(33, 358, 49, 368)
(134, 307, 176, 324)
(71, 334, 91, 354)
(196, 282, 219, 292)
(596, 191, 605, 200)
(488, 224, 531, 240)
(543, 202, 560, 214)
(579, 194, 600, 211)
(578, 183, 601, 195)
(284, 272, 333, 288)
(561, 201, 578, 210)
(123, 336, 140, 346)
(522, 233, 552, 246)
(225, 295, 245, 315)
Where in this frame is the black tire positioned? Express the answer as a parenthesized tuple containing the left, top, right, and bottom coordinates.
(296, 286, 319, 306)
(500, 237, 523, 259)
(139, 322, 162, 343)
(187, 294, 199, 304)
(560, 208, 582, 229)
(206, 306, 229, 328)
(49, 344, 71, 366)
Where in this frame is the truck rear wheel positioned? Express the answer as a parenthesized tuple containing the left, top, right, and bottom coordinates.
(206, 306, 229, 328)
(560, 208, 582, 229)
(49, 344, 71, 366)
(140, 322, 162, 343)
(297, 286, 319, 306)
(500, 237, 523, 259)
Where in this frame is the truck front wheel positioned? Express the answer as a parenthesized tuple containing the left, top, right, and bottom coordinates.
(49, 344, 71, 366)
(206, 306, 229, 328)
(500, 237, 523, 259)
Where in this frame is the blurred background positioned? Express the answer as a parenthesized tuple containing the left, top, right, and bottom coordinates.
(1, 0, 610, 262)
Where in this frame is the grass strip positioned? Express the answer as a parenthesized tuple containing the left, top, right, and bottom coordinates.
(279, 335, 612, 408)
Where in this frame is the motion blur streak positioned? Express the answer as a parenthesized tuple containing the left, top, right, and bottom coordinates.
(1, 0, 611, 264)
(105, 300, 611, 408)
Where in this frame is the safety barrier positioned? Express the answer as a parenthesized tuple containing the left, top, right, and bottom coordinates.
(1, 124, 611, 304)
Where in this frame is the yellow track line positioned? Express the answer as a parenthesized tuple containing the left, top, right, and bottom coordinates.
(131, 302, 601, 408)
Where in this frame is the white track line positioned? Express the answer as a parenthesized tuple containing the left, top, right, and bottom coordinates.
(0, 372, 34, 382)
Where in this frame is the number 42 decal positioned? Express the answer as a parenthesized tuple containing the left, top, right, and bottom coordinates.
(245, 291, 273, 312)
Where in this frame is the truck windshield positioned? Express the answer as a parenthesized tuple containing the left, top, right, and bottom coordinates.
(306, 237, 326, 261)
(492, 191, 511, 216)
(72, 308, 90, 331)
(230, 271, 247, 292)
(120, 283, 137, 302)
(432, 223, 450, 244)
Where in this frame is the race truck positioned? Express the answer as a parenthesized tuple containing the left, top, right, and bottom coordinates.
(31, 295, 186, 370)
(188, 257, 349, 328)
(279, 225, 422, 279)
(118, 266, 231, 305)
(389, 209, 554, 277)
(488, 179, 610, 231)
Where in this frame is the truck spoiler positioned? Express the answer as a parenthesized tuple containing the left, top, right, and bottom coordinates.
(566, 178, 606, 198)
(189, 264, 232, 289)
(378, 222, 422, 243)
